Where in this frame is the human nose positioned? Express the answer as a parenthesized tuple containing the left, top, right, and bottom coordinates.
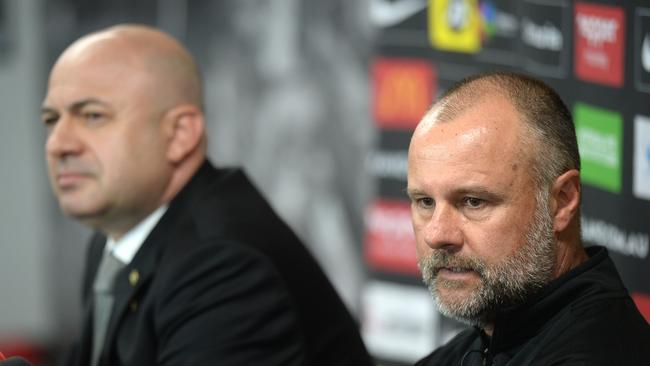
(421, 203, 463, 252)
(45, 117, 82, 158)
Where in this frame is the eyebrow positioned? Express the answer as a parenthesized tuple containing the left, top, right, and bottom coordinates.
(455, 186, 505, 202)
(455, 185, 496, 196)
(405, 186, 505, 202)
(41, 98, 110, 115)
(405, 187, 426, 198)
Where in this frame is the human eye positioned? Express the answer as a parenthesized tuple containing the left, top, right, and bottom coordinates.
(82, 111, 106, 123)
(406, 188, 435, 212)
(41, 114, 58, 126)
(414, 196, 435, 210)
(41, 112, 59, 131)
(462, 196, 485, 209)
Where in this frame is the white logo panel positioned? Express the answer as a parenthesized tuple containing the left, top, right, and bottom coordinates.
(361, 281, 438, 362)
(634, 115, 650, 201)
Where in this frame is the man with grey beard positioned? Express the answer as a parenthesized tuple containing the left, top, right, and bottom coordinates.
(407, 72, 650, 365)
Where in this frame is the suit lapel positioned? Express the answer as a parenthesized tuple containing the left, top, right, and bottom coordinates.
(99, 231, 161, 365)
(96, 161, 219, 365)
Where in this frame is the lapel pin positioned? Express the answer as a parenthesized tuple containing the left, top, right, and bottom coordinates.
(129, 269, 140, 286)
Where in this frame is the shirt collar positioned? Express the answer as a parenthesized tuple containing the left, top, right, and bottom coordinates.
(105, 205, 168, 264)
(489, 246, 610, 352)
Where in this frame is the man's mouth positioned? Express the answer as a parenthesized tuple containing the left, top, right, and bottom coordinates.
(442, 267, 472, 273)
(435, 265, 475, 273)
(435, 266, 480, 280)
(56, 172, 92, 188)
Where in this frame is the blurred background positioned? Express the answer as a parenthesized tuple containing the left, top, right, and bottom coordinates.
(0, 1, 648, 365)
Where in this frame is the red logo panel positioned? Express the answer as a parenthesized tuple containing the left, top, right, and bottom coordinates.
(364, 199, 419, 275)
(574, 2, 625, 87)
(632, 292, 650, 324)
(372, 58, 436, 130)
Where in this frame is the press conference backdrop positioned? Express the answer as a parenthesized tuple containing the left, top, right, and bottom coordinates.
(361, 1, 650, 365)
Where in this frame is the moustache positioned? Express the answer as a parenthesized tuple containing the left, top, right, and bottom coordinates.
(419, 250, 487, 278)
(50, 158, 97, 176)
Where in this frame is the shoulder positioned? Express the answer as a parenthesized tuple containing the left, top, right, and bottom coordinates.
(157, 239, 288, 295)
(152, 240, 298, 326)
(181, 167, 320, 279)
(139, 239, 308, 365)
(529, 297, 650, 365)
(568, 293, 650, 343)
(184, 165, 303, 252)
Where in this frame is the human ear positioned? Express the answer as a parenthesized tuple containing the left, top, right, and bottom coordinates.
(550, 169, 581, 232)
(164, 105, 204, 163)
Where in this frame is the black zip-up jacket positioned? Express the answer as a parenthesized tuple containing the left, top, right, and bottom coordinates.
(416, 246, 650, 365)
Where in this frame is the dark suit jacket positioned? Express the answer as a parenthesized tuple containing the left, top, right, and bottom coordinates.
(66, 161, 372, 366)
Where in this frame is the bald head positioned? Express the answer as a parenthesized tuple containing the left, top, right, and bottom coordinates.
(52, 24, 203, 111)
(417, 72, 579, 190)
(43, 24, 207, 239)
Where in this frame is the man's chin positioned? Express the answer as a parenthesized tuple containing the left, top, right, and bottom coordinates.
(434, 287, 477, 309)
(431, 284, 493, 325)
(434, 271, 481, 291)
(435, 297, 493, 327)
(58, 199, 106, 223)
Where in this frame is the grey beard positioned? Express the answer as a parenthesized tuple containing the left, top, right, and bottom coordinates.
(418, 190, 556, 328)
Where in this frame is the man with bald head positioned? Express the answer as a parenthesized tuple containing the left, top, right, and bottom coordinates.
(408, 72, 650, 365)
(42, 24, 372, 366)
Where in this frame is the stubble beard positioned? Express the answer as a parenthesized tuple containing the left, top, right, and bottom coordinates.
(418, 190, 556, 328)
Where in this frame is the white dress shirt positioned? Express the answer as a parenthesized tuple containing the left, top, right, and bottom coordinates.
(104, 206, 168, 265)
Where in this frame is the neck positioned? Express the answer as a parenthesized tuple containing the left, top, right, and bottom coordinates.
(480, 225, 587, 338)
(553, 222, 588, 279)
(161, 154, 205, 203)
(98, 216, 145, 242)
(98, 155, 205, 241)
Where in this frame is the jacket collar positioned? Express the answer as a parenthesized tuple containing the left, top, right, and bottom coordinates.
(486, 246, 624, 354)
(95, 160, 221, 365)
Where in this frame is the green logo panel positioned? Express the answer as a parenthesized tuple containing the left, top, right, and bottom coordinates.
(574, 102, 623, 193)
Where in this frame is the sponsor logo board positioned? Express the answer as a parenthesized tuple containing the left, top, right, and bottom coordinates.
(574, 2, 625, 87)
(372, 58, 436, 130)
(574, 102, 623, 194)
(428, 0, 481, 53)
(477, 0, 519, 64)
(364, 199, 419, 275)
(631, 292, 650, 324)
(362, 281, 438, 362)
(368, 150, 409, 182)
(634, 115, 650, 201)
(521, 0, 569, 77)
(370, 0, 428, 28)
(635, 8, 650, 93)
(582, 215, 649, 260)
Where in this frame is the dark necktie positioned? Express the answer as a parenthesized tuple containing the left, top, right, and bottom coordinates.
(91, 250, 125, 366)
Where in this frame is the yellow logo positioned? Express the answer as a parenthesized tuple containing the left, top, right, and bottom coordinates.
(428, 0, 481, 53)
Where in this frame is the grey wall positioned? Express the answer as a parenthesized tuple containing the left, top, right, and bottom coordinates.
(0, 0, 55, 342)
